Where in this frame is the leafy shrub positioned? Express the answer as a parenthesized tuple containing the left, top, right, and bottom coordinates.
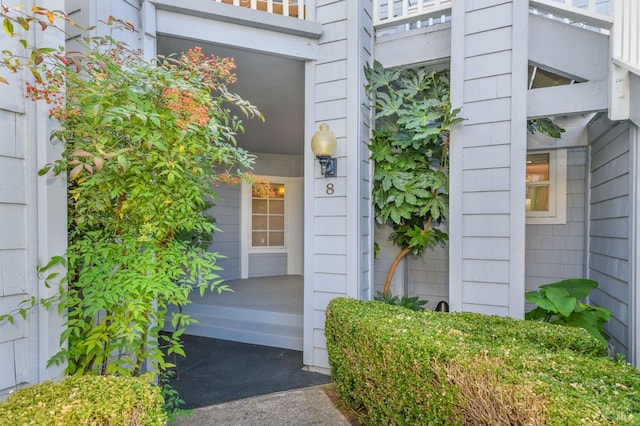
(0, 10, 262, 379)
(0, 375, 166, 426)
(326, 298, 640, 425)
(374, 291, 428, 311)
(525, 278, 612, 345)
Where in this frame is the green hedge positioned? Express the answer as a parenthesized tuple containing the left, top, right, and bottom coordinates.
(0, 375, 166, 425)
(325, 298, 640, 425)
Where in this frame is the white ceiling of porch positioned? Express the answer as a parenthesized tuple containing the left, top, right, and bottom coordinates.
(157, 35, 306, 156)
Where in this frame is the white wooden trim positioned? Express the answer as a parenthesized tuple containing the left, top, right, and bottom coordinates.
(141, 1, 158, 61)
(240, 183, 251, 279)
(608, 0, 631, 120)
(447, 0, 464, 313)
(34, 0, 67, 382)
(510, 0, 529, 319)
(287, 178, 304, 275)
(346, 0, 360, 300)
(630, 125, 640, 366)
(303, 58, 315, 367)
(526, 149, 568, 225)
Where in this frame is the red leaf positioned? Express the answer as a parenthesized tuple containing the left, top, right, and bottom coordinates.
(72, 149, 92, 158)
(93, 157, 104, 172)
(70, 57, 81, 73)
(69, 164, 83, 180)
(54, 54, 67, 66)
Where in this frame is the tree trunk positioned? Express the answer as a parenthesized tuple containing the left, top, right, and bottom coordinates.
(382, 217, 433, 294)
(382, 247, 412, 294)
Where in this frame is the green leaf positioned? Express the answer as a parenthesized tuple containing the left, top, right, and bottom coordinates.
(544, 286, 576, 318)
(525, 291, 558, 314)
(540, 278, 597, 300)
(3, 18, 14, 36)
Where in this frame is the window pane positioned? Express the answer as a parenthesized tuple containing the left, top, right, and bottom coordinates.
(251, 182, 286, 248)
(272, 184, 285, 198)
(252, 231, 268, 246)
(252, 199, 267, 214)
(526, 153, 550, 182)
(269, 232, 284, 246)
(270, 216, 284, 231)
(526, 186, 549, 212)
(269, 200, 284, 215)
(252, 215, 267, 230)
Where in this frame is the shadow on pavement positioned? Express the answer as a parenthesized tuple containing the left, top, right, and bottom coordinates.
(169, 334, 331, 409)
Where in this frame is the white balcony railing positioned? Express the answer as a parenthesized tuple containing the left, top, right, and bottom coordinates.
(611, 0, 640, 75)
(373, 0, 612, 33)
(530, 0, 612, 32)
(213, 0, 305, 19)
(373, 0, 452, 30)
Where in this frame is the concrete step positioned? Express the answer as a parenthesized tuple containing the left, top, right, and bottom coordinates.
(166, 304, 303, 351)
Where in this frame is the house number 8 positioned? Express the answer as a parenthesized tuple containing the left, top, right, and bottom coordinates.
(326, 183, 335, 195)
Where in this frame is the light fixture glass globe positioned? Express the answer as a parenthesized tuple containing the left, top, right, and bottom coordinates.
(310, 123, 337, 157)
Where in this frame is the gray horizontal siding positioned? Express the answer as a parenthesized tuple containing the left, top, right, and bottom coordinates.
(249, 253, 287, 277)
(208, 184, 241, 281)
(588, 117, 631, 358)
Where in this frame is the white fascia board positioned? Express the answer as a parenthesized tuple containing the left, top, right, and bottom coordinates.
(375, 23, 451, 70)
(527, 80, 608, 119)
(150, 0, 322, 39)
(156, 9, 319, 60)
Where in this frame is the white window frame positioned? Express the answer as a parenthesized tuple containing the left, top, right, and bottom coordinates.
(526, 149, 567, 225)
(240, 176, 303, 278)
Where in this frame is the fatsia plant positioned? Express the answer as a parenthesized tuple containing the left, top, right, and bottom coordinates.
(0, 10, 262, 378)
(525, 278, 612, 346)
(365, 60, 462, 294)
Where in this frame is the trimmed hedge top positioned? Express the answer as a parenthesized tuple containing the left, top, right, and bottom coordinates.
(0, 375, 166, 426)
(326, 298, 640, 425)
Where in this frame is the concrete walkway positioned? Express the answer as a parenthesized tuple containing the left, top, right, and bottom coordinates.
(174, 385, 351, 426)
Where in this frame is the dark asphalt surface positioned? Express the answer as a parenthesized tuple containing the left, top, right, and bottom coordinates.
(169, 335, 331, 409)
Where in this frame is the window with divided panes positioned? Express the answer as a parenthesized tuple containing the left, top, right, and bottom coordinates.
(251, 183, 285, 247)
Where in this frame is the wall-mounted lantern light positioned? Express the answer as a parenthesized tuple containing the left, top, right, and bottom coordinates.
(310, 123, 337, 177)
